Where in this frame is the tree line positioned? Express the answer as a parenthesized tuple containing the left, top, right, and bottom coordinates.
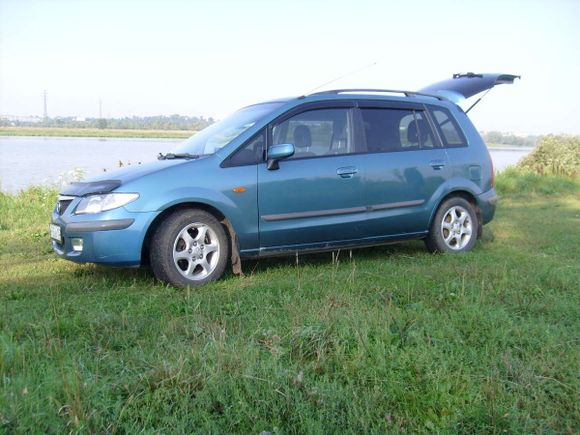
(480, 131, 538, 147)
(1, 114, 214, 131)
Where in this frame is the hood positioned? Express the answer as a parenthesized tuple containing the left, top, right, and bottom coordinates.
(60, 158, 192, 196)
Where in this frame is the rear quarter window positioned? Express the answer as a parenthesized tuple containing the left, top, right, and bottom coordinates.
(429, 107, 468, 148)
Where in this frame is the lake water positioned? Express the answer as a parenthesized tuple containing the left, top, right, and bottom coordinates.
(0, 136, 533, 193)
(0, 136, 180, 193)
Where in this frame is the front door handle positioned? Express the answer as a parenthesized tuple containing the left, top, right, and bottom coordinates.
(337, 166, 358, 178)
(430, 160, 446, 170)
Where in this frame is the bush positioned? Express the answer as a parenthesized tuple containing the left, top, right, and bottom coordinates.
(518, 135, 580, 176)
(496, 167, 578, 196)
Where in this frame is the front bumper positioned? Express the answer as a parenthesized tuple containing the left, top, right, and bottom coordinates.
(476, 188, 498, 225)
(51, 206, 159, 266)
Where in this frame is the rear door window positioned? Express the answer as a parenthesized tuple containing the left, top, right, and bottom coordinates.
(359, 108, 437, 152)
(429, 107, 467, 148)
(414, 112, 435, 148)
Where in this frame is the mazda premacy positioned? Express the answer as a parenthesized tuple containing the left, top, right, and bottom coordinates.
(50, 73, 519, 287)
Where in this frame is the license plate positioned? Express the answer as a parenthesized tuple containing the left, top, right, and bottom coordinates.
(50, 224, 62, 243)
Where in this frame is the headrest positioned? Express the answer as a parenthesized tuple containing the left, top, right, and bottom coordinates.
(407, 119, 430, 145)
(293, 125, 312, 149)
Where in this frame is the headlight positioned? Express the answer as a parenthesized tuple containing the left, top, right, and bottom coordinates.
(75, 193, 139, 214)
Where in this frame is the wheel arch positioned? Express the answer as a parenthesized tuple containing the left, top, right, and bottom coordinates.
(429, 190, 483, 238)
(140, 201, 242, 274)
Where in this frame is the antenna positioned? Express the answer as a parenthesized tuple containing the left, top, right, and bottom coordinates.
(304, 62, 377, 96)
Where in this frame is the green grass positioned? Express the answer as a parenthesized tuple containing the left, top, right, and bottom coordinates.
(496, 167, 579, 196)
(1, 175, 579, 433)
(0, 127, 194, 139)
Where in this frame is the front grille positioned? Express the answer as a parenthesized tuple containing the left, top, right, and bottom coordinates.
(57, 196, 75, 215)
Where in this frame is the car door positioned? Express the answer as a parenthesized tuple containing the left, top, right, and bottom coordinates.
(354, 101, 450, 238)
(257, 104, 369, 250)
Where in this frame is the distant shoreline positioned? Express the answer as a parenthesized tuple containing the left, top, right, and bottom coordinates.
(486, 144, 535, 151)
(0, 127, 195, 139)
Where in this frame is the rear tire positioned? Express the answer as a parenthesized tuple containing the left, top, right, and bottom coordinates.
(150, 209, 229, 288)
(425, 197, 478, 253)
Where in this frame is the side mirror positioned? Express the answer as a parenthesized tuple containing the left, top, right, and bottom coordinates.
(267, 143, 295, 170)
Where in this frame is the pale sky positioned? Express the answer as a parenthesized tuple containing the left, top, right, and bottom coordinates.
(1, 0, 579, 134)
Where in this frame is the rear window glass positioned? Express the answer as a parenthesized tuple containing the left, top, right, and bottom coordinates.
(430, 107, 467, 148)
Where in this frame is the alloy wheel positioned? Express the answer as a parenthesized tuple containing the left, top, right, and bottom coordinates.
(172, 222, 220, 280)
(440, 206, 473, 250)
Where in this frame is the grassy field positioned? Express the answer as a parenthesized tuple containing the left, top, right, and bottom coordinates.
(1, 173, 578, 433)
(0, 127, 194, 139)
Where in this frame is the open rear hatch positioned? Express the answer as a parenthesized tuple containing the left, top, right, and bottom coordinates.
(420, 73, 520, 110)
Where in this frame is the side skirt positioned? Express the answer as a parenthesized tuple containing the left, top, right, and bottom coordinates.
(239, 232, 428, 259)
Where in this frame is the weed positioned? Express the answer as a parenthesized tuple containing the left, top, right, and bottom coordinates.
(518, 135, 580, 176)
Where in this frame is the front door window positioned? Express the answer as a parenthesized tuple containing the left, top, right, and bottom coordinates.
(271, 108, 354, 159)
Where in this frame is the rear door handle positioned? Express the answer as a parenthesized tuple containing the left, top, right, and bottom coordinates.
(337, 166, 358, 178)
(430, 160, 446, 170)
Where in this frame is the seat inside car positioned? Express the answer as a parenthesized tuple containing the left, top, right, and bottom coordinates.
(329, 118, 348, 154)
(293, 125, 315, 158)
(364, 115, 399, 152)
(407, 118, 435, 148)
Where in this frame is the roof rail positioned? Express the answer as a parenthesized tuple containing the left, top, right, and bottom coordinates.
(306, 88, 448, 101)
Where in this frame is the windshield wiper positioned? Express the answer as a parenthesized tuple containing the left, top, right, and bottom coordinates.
(157, 152, 200, 160)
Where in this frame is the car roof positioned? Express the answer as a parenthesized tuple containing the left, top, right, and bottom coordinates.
(252, 90, 451, 110)
(307, 88, 448, 101)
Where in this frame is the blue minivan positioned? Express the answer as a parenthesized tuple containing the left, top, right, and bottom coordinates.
(50, 73, 519, 287)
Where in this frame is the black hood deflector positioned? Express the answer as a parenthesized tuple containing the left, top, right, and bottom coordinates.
(61, 180, 122, 196)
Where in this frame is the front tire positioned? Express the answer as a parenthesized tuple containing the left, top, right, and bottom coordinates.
(150, 209, 229, 287)
(425, 197, 478, 253)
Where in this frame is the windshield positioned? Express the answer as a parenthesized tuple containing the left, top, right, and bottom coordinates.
(170, 102, 283, 156)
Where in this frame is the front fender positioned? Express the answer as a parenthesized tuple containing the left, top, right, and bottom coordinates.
(122, 156, 259, 251)
(143, 186, 239, 214)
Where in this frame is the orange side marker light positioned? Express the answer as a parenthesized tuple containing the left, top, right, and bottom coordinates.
(232, 186, 247, 193)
